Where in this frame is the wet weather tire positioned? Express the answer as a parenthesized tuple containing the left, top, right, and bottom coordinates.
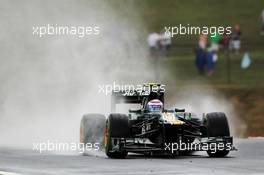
(105, 114, 129, 158)
(203, 112, 230, 157)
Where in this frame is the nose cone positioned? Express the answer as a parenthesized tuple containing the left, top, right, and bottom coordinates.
(161, 113, 185, 125)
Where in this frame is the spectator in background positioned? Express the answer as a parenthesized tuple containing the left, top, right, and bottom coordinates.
(209, 32, 221, 52)
(160, 31, 172, 56)
(198, 34, 207, 49)
(195, 34, 207, 74)
(147, 32, 161, 58)
(229, 24, 242, 54)
(220, 28, 231, 53)
(206, 48, 217, 76)
(261, 10, 264, 35)
(207, 33, 220, 76)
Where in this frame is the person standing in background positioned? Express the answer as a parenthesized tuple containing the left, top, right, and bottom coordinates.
(195, 34, 207, 75)
(147, 32, 162, 80)
(160, 31, 172, 56)
(198, 34, 207, 50)
(206, 48, 217, 76)
(147, 32, 161, 58)
(261, 10, 264, 35)
(229, 24, 242, 54)
(220, 28, 231, 53)
(209, 32, 221, 52)
(207, 33, 220, 76)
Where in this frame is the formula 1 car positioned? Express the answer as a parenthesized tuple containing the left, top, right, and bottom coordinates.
(80, 83, 235, 158)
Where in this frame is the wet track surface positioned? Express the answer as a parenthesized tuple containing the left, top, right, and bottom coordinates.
(0, 138, 264, 175)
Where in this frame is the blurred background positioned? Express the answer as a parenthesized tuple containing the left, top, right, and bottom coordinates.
(132, 0, 264, 137)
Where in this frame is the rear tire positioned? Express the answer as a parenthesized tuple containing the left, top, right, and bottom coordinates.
(105, 114, 130, 158)
(80, 114, 105, 149)
(203, 112, 230, 157)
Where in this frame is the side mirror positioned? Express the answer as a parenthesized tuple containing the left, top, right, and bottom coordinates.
(175, 108, 185, 112)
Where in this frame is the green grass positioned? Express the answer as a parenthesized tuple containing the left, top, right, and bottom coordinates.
(160, 51, 264, 86)
(134, 0, 264, 86)
(112, 0, 264, 86)
(131, 0, 264, 135)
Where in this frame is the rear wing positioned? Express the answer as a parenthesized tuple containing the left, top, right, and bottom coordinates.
(111, 91, 146, 112)
(111, 84, 165, 112)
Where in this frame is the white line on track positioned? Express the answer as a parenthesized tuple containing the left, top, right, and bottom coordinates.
(0, 171, 21, 175)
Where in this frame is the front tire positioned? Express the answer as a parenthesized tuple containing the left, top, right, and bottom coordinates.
(105, 114, 130, 158)
(203, 112, 230, 157)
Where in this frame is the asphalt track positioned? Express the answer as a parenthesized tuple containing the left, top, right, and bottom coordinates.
(0, 138, 263, 175)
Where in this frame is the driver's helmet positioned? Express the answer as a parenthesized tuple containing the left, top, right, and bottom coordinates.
(147, 99, 163, 113)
